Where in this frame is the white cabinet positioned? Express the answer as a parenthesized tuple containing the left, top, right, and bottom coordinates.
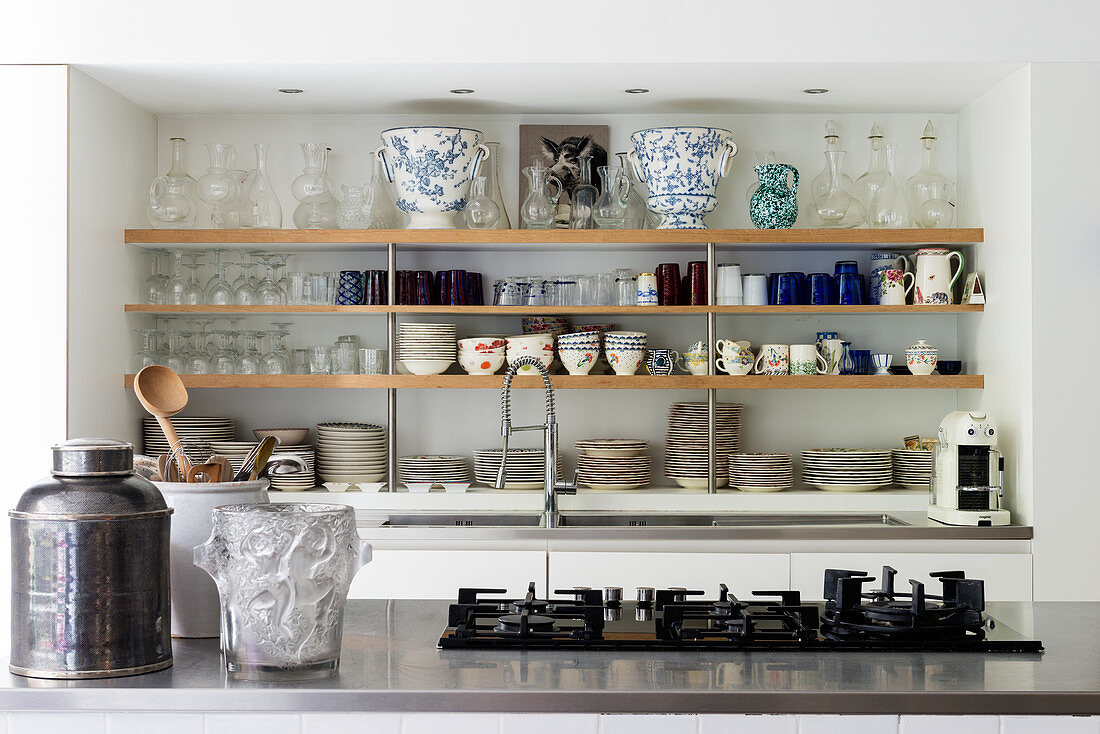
(548, 552, 790, 597)
(790, 553, 1033, 601)
(350, 549, 547, 599)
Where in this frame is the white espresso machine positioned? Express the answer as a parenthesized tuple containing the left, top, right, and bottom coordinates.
(928, 411, 1011, 526)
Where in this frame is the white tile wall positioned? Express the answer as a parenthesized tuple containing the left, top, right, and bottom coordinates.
(204, 714, 301, 734)
(8, 713, 105, 734)
(797, 716, 899, 734)
(599, 715, 698, 734)
(901, 716, 1000, 734)
(1002, 718, 1100, 734)
(502, 715, 598, 734)
(108, 714, 203, 734)
(402, 714, 502, 734)
(302, 714, 402, 734)
(700, 714, 798, 734)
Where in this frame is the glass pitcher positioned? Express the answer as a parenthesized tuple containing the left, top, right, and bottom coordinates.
(569, 154, 598, 229)
(336, 184, 374, 229)
(195, 143, 240, 229)
(291, 143, 338, 229)
(148, 137, 198, 228)
(195, 503, 372, 680)
(615, 151, 655, 228)
(520, 159, 562, 229)
(907, 120, 956, 228)
(593, 165, 631, 229)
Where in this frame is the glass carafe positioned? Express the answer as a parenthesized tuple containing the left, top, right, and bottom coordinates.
(868, 144, 909, 228)
(809, 151, 866, 228)
(366, 157, 402, 229)
(463, 176, 501, 229)
(593, 165, 631, 229)
(569, 155, 598, 229)
(336, 184, 373, 229)
(148, 137, 198, 228)
(195, 144, 241, 229)
(907, 120, 956, 228)
(614, 152, 653, 229)
(241, 143, 282, 228)
(854, 124, 887, 218)
(520, 160, 562, 229)
(482, 142, 511, 228)
(291, 143, 338, 229)
(808, 121, 864, 227)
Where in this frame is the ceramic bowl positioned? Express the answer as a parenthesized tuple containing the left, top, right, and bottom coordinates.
(458, 337, 506, 352)
(459, 351, 506, 375)
(558, 346, 598, 375)
(402, 359, 453, 375)
(937, 360, 962, 375)
(252, 428, 310, 445)
(605, 346, 645, 375)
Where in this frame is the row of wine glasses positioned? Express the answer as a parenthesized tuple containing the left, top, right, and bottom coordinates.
(142, 249, 298, 305)
(133, 319, 297, 374)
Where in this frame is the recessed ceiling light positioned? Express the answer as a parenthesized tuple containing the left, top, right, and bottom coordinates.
(803, 88, 830, 95)
(625, 88, 650, 94)
(450, 88, 475, 95)
(277, 88, 304, 94)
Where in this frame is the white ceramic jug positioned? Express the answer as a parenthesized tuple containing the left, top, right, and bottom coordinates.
(909, 248, 964, 305)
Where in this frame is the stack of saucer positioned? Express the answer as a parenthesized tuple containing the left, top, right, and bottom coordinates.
(473, 448, 563, 490)
(316, 422, 387, 483)
(892, 448, 934, 489)
(521, 316, 570, 336)
(397, 323, 457, 375)
(397, 455, 471, 485)
(727, 453, 794, 492)
(208, 440, 317, 490)
(801, 448, 892, 492)
(664, 402, 743, 489)
(143, 416, 235, 461)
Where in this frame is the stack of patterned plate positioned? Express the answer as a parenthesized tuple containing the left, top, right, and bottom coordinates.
(143, 416, 235, 461)
(574, 439, 648, 457)
(664, 402, 743, 489)
(473, 448, 564, 490)
(727, 453, 794, 492)
(316, 422, 387, 483)
(207, 440, 316, 490)
(397, 323, 457, 375)
(892, 448, 934, 490)
(575, 439, 650, 490)
(801, 448, 893, 492)
(397, 455, 471, 485)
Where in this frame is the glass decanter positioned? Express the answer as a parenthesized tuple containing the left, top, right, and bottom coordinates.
(148, 137, 198, 228)
(291, 143, 338, 229)
(746, 150, 777, 204)
(240, 143, 282, 228)
(808, 121, 864, 227)
(569, 154, 598, 229)
(869, 144, 909, 228)
(614, 152, 653, 229)
(482, 142, 511, 229)
(463, 176, 501, 229)
(367, 156, 402, 229)
(195, 144, 241, 229)
(234, 330, 263, 374)
(336, 184, 374, 229)
(854, 123, 887, 218)
(907, 120, 956, 228)
(809, 151, 866, 228)
(593, 165, 631, 229)
(520, 159, 562, 229)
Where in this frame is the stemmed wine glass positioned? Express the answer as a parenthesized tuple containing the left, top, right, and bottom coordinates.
(165, 250, 189, 305)
(233, 256, 260, 305)
(141, 250, 169, 305)
(255, 256, 287, 305)
(181, 253, 206, 305)
(165, 329, 190, 374)
(132, 329, 160, 372)
(270, 322, 294, 363)
(260, 330, 292, 374)
(205, 250, 234, 305)
(234, 330, 263, 374)
(185, 329, 211, 374)
(211, 330, 239, 374)
(188, 319, 216, 355)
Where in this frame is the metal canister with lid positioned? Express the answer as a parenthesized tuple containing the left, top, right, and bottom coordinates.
(9, 438, 174, 678)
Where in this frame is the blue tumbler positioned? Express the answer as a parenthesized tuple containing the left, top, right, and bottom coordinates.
(837, 273, 864, 305)
(336, 270, 365, 306)
(809, 273, 834, 305)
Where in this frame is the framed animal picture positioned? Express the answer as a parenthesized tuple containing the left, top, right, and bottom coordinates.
(518, 124, 610, 228)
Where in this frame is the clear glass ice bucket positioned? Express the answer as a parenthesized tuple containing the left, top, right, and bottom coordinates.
(194, 503, 372, 680)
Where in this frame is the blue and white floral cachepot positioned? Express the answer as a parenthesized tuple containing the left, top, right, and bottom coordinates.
(628, 127, 738, 229)
(375, 127, 489, 229)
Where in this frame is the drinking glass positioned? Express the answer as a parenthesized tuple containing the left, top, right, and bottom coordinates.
(235, 331, 263, 374)
(132, 329, 160, 373)
(498, 277, 521, 306)
(310, 346, 332, 375)
(561, 276, 581, 306)
(181, 253, 206, 305)
(186, 330, 212, 374)
(165, 330, 189, 374)
(358, 348, 387, 375)
(615, 269, 636, 306)
(205, 250, 235, 305)
(270, 322, 294, 364)
(261, 331, 292, 374)
(595, 273, 615, 306)
(577, 275, 597, 306)
(165, 250, 189, 305)
(524, 277, 547, 307)
(233, 255, 259, 305)
(141, 250, 169, 305)
(291, 349, 311, 375)
(211, 330, 238, 374)
(332, 342, 358, 375)
(288, 272, 312, 305)
(188, 319, 216, 356)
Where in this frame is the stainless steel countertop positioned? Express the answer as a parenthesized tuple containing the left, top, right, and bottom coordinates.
(1, 601, 1095, 715)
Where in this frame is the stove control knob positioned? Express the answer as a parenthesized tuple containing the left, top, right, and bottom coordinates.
(572, 586, 591, 592)
(636, 586, 656, 607)
(603, 586, 623, 607)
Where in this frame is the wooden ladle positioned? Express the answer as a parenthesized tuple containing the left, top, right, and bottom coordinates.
(133, 366, 192, 477)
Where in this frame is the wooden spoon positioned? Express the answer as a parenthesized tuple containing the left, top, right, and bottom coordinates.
(186, 463, 222, 483)
(133, 366, 192, 477)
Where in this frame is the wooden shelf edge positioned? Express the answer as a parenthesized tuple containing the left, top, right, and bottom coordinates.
(123, 304, 983, 315)
(124, 227, 984, 245)
(122, 374, 984, 390)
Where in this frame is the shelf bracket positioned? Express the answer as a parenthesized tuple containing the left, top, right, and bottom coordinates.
(706, 242, 717, 495)
(386, 242, 397, 493)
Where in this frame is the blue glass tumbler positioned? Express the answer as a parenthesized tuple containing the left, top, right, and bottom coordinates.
(837, 273, 864, 305)
(809, 273, 834, 305)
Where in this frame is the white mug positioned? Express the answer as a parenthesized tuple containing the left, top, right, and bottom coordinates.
(789, 344, 827, 375)
(716, 355, 753, 375)
(752, 344, 789, 375)
(742, 274, 769, 306)
(716, 263, 743, 305)
(878, 269, 916, 306)
(819, 338, 844, 375)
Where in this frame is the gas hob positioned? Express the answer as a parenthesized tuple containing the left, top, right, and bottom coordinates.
(438, 566, 1043, 653)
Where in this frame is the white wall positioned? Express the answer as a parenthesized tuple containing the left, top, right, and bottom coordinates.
(1029, 63, 1100, 601)
(68, 68, 156, 442)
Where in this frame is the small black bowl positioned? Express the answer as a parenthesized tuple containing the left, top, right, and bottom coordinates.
(937, 360, 962, 375)
(888, 365, 912, 375)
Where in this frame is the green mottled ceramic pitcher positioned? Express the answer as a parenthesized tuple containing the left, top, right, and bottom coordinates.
(749, 164, 799, 229)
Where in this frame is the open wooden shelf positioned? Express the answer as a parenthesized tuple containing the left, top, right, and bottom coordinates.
(122, 373, 983, 390)
(124, 304, 983, 315)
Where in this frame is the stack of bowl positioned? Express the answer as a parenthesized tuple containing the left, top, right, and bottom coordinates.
(506, 333, 555, 373)
(396, 323, 457, 375)
(575, 323, 617, 374)
(522, 316, 570, 336)
(604, 331, 648, 375)
(458, 336, 506, 375)
(556, 331, 601, 375)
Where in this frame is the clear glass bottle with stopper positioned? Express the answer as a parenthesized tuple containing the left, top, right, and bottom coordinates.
(481, 142, 511, 228)
(906, 120, 955, 228)
(240, 143, 282, 228)
(568, 154, 598, 229)
(808, 121, 864, 227)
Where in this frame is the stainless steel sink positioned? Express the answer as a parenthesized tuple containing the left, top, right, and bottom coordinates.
(556, 513, 910, 527)
(375, 513, 544, 527)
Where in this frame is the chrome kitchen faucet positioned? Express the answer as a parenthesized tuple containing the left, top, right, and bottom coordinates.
(496, 356, 577, 528)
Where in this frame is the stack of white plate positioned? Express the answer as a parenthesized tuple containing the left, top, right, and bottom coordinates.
(728, 453, 794, 492)
(142, 416, 235, 460)
(473, 448, 564, 490)
(574, 439, 648, 457)
(892, 448, 933, 490)
(397, 455, 471, 484)
(397, 323, 457, 375)
(207, 441, 316, 490)
(316, 422, 387, 483)
(801, 448, 893, 492)
(664, 402, 743, 489)
(574, 439, 650, 490)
